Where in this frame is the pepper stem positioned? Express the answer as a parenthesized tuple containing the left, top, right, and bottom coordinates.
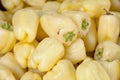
(82, 19, 88, 30)
(63, 31, 75, 42)
(1, 22, 13, 31)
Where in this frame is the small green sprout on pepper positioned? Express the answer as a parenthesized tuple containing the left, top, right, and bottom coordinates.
(82, 19, 88, 30)
(63, 31, 75, 42)
(96, 48, 103, 59)
(106, 59, 111, 62)
(1, 22, 13, 31)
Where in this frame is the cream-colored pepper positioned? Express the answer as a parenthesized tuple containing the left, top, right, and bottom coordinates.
(0, 64, 16, 80)
(14, 41, 38, 68)
(12, 8, 39, 42)
(64, 38, 86, 64)
(1, 0, 24, 13)
(76, 57, 110, 80)
(98, 13, 119, 43)
(79, 0, 111, 18)
(0, 21, 16, 55)
(28, 37, 64, 72)
(98, 60, 120, 80)
(62, 11, 91, 38)
(43, 59, 76, 80)
(21, 71, 42, 80)
(0, 52, 25, 79)
(94, 41, 120, 61)
(83, 19, 97, 52)
(40, 13, 78, 46)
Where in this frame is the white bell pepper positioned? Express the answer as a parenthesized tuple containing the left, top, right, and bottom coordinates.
(76, 57, 110, 80)
(64, 38, 86, 64)
(0, 21, 16, 55)
(98, 12, 119, 43)
(79, 0, 111, 18)
(62, 11, 91, 38)
(40, 13, 78, 46)
(43, 59, 76, 80)
(0, 64, 16, 80)
(94, 41, 120, 61)
(14, 41, 38, 68)
(28, 37, 64, 72)
(0, 52, 25, 79)
(83, 19, 97, 52)
(98, 60, 120, 80)
(12, 8, 39, 42)
(1, 0, 24, 13)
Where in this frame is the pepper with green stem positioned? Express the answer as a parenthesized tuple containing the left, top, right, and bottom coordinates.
(63, 32, 75, 42)
(96, 48, 103, 60)
(1, 22, 13, 31)
(82, 19, 88, 30)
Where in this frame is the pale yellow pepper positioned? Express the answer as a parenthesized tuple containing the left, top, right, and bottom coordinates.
(98, 13, 119, 43)
(94, 41, 120, 61)
(64, 38, 86, 64)
(40, 13, 78, 46)
(14, 41, 38, 68)
(12, 8, 39, 42)
(62, 11, 91, 38)
(28, 37, 64, 72)
(0, 21, 16, 55)
(76, 57, 110, 80)
(0, 52, 25, 79)
(79, 0, 111, 18)
(0, 64, 16, 80)
(83, 19, 97, 52)
(98, 60, 120, 80)
(43, 59, 76, 80)
(1, 0, 24, 13)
